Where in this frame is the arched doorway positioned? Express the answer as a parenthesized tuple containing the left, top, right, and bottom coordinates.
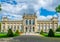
(29, 26, 31, 32)
(33, 27, 35, 32)
(26, 27, 28, 32)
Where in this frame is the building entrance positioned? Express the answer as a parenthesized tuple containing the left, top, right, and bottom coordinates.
(25, 27, 35, 33)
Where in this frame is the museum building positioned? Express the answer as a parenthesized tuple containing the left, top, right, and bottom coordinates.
(1, 14, 58, 33)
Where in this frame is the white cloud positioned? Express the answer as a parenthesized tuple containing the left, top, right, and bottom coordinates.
(1, 0, 60, 20)
(15, 0, 60, 11)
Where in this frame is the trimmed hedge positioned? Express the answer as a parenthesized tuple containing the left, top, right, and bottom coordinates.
(48, 29, 55, 37)
(7, 29, 14, 37)
(15, 30, 20, 36)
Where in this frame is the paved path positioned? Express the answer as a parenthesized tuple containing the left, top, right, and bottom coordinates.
(0, 33, 60, 42)
(0, 35, 60, 42)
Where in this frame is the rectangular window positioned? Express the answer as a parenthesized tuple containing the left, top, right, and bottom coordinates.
(33, 20, 35, 25)
(29, 20, 31, 25)
(26, 20, 28, 25)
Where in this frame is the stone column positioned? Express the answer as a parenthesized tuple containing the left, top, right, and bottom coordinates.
(42, 23, 44, 32)
(52, 21, 54, 31)
(46, 24, 47, 32)
(49, 23, 50, 29)
(15, 24, 17, 31)
(39, 24, 40, 32)
(24, 26, 25, 33)
(12, 24, 14, 32)
(5, 23, 7, 32)
(46, 24, 48, 32)
(45, 23, 46, 32)
(27, 26, 30, 32)
(28, 20, 29, 25)
(31, 27, 32, 32)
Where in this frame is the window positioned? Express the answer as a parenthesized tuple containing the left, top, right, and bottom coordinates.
(33, 20, 35, 25)
(20, 25, 23, 32)
(3, 25, 5, 29)
(17, 26, 19, 30)
(2, 24, 5, 32)
(29, 20, 31, 25)
(26, 20, 28, 25)
(11, 25, 13, 29)
(31, 19, 35, 25)
(8, 25, 10, 30)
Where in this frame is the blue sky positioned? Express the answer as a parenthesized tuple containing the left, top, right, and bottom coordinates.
(0, 0, 60, 20)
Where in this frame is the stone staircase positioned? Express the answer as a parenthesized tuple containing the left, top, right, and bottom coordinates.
(21, 33, 40, 36)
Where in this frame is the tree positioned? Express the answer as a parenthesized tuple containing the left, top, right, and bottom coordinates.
(48, 29, 55, 37)
(0, 23, 1, 32)
(0, 4, 2, 11)
(7, 29, 14, 37)
(15, 30, 20, 36)
(55, 5, 60, 13)
(56, 25, 60, 32)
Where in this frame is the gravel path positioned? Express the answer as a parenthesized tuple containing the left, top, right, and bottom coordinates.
(0, 35, 60, 42)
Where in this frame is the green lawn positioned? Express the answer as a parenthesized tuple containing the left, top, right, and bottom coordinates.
(0, 32, 20, 38)
(0, 32, 7, 38)
(41, 33, 48, 37)
(41, 32, 60, 38)
(55, 33, 60, 37)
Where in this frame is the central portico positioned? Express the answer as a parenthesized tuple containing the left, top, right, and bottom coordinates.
(23, 14, 37, 33)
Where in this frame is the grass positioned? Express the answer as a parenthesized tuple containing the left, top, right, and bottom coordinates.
(0, 32, 8, 38)
(55, 33, 60, 37)
(0, 32, 20, 38)
(41, 33, 48, 37)
(41, 32, 60, 38)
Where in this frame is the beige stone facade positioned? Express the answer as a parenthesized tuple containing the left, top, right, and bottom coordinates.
(1, 14, 58, 33)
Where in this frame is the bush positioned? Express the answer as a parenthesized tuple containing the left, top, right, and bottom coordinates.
(7, 29, 14, 37)
(40, 30, 43, 34)
(48, 29, 55, 37)
(15, 30, 20, 36)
